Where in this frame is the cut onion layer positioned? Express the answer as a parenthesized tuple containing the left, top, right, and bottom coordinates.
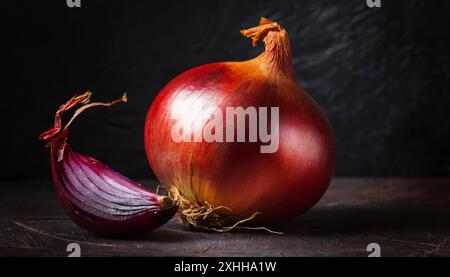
(40, 92, 176, 236)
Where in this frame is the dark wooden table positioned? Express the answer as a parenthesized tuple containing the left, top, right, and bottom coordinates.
(0, 178, 449, 257)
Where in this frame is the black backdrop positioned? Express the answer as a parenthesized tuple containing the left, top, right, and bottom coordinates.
(2, 0, 450, 180)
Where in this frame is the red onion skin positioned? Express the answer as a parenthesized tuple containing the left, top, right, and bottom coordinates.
(145, 57, 336, 223)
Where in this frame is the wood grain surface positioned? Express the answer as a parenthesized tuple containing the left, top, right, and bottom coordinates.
(0, 178, 449, 257)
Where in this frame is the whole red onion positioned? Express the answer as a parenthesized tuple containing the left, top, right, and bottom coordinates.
(145, 18, 335, 231)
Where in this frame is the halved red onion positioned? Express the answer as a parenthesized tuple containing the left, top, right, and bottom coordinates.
(40, 92, 176, 236)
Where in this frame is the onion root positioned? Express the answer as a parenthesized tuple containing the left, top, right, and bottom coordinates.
(169, 187, 283, 234)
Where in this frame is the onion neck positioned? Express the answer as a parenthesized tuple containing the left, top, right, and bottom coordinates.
(241, 17, 294, 78)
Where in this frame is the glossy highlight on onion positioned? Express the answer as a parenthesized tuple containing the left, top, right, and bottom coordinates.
(40, 92, 176, 236)
(144, 18, 336, 231)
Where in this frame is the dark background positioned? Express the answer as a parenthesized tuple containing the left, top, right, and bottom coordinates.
(2, 0, 450, 180)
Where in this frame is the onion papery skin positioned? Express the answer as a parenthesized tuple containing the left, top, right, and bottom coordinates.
(145, 18, 335, 226)
(41, 93, 176, 236)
